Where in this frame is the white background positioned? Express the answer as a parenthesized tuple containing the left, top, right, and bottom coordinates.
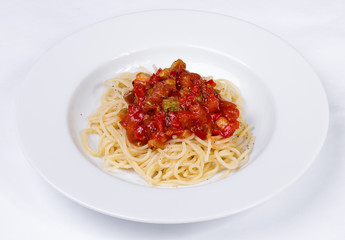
(1, 0, 344, 239)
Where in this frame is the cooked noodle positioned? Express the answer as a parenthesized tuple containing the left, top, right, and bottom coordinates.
(81, 70, 254, 186)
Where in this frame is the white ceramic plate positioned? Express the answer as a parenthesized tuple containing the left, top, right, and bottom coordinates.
(16, 10, 328, 223)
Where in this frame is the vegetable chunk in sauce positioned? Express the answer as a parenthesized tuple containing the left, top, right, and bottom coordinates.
(119, 59, 240, 149)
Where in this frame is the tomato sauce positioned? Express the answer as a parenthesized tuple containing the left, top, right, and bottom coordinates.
(119, 59, 240, 149)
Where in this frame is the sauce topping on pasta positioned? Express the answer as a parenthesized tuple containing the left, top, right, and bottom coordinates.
(119, 59, 240, 149)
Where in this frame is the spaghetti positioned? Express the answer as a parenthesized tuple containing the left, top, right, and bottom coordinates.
(81, 60, 254, 186)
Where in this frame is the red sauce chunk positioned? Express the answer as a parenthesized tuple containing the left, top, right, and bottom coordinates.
(119, 59, 240, 149)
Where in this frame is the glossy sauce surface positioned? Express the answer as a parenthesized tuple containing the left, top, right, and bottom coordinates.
(119, 59, 240, 149)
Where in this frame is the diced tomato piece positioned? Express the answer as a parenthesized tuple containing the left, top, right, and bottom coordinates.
(149, 74, 161, 85)
(124, 91, 135, 104)
(177, 111, 193, 128)
(169, 89, 179, 97)
(149, 132, 168, 149)
(221, 103, 240, 121)
(170, 59, 186, 73)
(169, 70, 178, 79)
(154, 111, 166, 132)
(142, 114, 152, 125)
(165, 128, 184, 137)
(148, 138, 165, 149)
(167, 112, 181, 129)
(193, 127, 207, 139)
(179, 87, 189, 97)
(124, 122, 139, 142)
(135, 73, 151, 83)
(190, 104, 208, 124)
(158, 68, 170, 79)
(128, 104, 141, 115)
(181, 129, 192, 138)
(203, 94, 220, 113)
(201, 83, 215, 98)
(220, 101, 238, 109)
(119, 114, 130, 128)
(220, 120, 240, 138)
(179, 72, 193, 87)
(146, 82, 171, 104)
(179, 94, 198, 110)
(141, 102, 156, 113)
(210, 113, 221, 122)
(131, 112, 144, 124)
(145, 122, 155, 137)
(156, 68, 162, 75)
(189, 73, 203, 86)
(135, 125, 146, 140)
(212, 128, 221, 136)
(190, 84, 200, 96)
(206, 79, 216, 87)
(117, 108, 128, 119)
(133, 83, 146, 98)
